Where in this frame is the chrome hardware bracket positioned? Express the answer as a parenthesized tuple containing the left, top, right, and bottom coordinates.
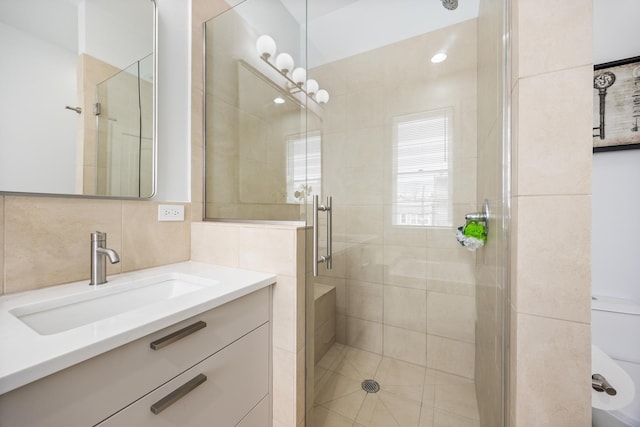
(313, 195, 333, 277)
(464, 199, 490, 235)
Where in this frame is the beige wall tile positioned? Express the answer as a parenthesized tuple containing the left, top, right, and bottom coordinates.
(427, 292, 476, 343)
(345, 205, 383, 245)
(346, 316, 383, 354)
(514, 195, 591, 323)
(272, 275, 300, 353)
(121, 202, 191, 272)
(427, 335, 475, 379)
(190, 222, 239, 267)
(383, 244, 428, 290)
(346, 244, 384, 284)
(347, 280, 383, 323)
(515, 0, 592, 78)
(515, 66, 593, 196)
(512, 312, 591, 427)
(4, 197, 122, 293)
(384, 325, 427, 366)
(272, 346, 296, 426)
(384, 285, 427, 332)
(238, 226, 297, 276)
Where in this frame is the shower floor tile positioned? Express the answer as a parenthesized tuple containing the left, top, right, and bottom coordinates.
(313, 343, 480, 427)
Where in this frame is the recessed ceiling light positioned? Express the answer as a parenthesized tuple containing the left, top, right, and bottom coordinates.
(431, 52, 447, 63)
(274, 97, 285, 104)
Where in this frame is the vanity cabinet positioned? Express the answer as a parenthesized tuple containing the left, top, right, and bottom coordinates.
(0, 287, 271, 427)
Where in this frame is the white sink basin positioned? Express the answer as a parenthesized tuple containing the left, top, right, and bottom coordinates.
(9, 273, 218, 335)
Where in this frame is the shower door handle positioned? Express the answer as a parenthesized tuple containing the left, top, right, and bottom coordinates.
(313, 195, 333, 277)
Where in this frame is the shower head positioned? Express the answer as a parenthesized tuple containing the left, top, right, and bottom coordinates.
(442, 0, 458, 10)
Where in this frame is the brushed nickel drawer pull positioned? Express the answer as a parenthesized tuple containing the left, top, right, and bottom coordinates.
(150, 374, 207, 415)
(150, 321, 207, 350)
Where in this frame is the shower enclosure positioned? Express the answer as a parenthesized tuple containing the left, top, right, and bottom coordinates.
(204, 1, 508, 426)
(94, 54, 154, 198)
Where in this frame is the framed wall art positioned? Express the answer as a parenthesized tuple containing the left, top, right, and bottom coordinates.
(593, 55, 640, 152)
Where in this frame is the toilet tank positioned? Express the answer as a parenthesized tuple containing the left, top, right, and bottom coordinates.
(592, 295, 640, 364)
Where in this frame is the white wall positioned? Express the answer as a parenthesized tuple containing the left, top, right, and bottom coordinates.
(152, 0, 191, 201)
(591, 0, 640, 301)
(0, 22, 77, 194)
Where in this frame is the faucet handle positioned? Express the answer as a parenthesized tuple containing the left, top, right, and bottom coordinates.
(91, 231, 106, 242)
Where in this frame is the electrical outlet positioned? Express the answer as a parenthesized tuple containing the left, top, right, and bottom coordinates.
(158, 204, 184, 221)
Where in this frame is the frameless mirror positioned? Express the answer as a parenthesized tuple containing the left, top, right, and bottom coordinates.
(0, 0, 156, 197)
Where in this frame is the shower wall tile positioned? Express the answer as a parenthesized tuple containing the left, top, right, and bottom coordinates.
(191, 221, 239, 267)
(345, 244, 384, 284)
(346, 87, 386, 131)
(383, 325, 427, 366)
(344, 126, 385, 171)
(121, 202, 191, 272)
(383, 285, 427, 332)
(513, 195, 591, 324)
(515, 66, 592, 197)
(452, 156, 478, 204)
(344, 205, 383, 245)
(427, 292, 476, 343)
(4, 196, 122, 293)
(515, 0, 592, 79)
(346, 316, 383, 354)
(347, 280, 383, 323)
(383, 245, 428, 290)
(383, 207, 428, 248)
(426, 335, 475, 379)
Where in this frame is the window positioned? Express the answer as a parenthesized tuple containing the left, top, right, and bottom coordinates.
(393, 109, 453, 227)
(286, 132, 321, 203)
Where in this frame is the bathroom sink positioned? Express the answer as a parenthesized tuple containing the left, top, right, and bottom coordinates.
(9, 273, 218, 335)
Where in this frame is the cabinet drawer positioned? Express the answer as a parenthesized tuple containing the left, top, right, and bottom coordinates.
(237, 395, 271, 427)
(97, 323, 270, 427)
(0, 287, 269, 427)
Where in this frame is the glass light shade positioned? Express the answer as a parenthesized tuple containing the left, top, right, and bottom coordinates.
(256, 35, 276, 59)
(273, 97, 285, 104)
(275, 53, 294, 74)
(291, 67, 306, 86)
(305, 79, 319, 95)
(315, 89, 329, 104)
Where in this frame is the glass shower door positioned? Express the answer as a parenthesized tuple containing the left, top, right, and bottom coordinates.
(95, 55, 154, 198)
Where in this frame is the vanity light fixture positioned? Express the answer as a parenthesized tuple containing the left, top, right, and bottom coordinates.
(305, 79, 319, 95)
(256, 35, 276, 59)
(431, 52, 447, 63)
(256, 34, 329, 105)
(275, 53, 294, 75)
(291, 67, 307, 86)
(315, 89, 329, 104)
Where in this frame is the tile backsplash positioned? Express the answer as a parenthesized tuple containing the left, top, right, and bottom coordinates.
(0, 195, 191, 295)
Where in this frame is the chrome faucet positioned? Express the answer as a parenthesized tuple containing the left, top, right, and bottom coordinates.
(89, 231, 120, 285)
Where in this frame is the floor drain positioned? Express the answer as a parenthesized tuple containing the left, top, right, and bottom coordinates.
(361, 379, 380, 393)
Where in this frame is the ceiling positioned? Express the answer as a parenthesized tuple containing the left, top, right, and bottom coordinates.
(279, 0, 480, 66)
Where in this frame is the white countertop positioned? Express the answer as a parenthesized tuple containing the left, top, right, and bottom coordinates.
(0, 261, 276, 395)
